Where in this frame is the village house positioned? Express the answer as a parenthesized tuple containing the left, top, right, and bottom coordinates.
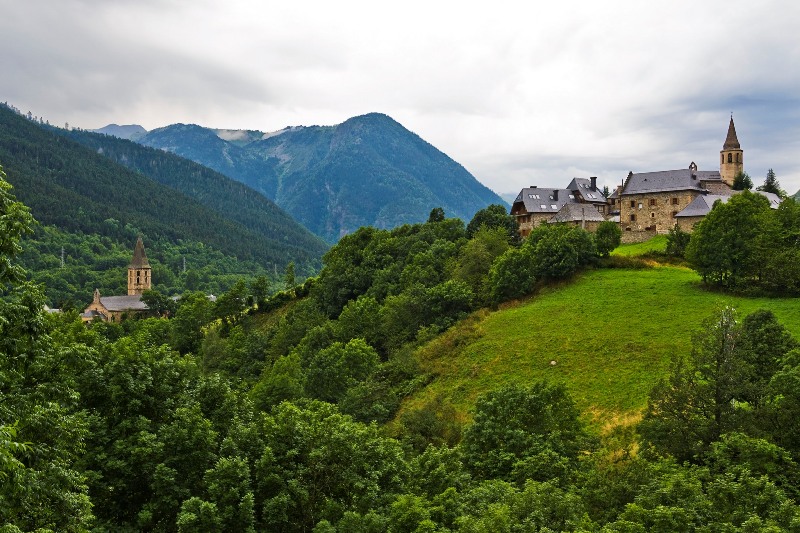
(510, 117, 779, 242)
(616, 117, 744, 241)
(81, 236, 152, 322)
(511, 176, 609, 237)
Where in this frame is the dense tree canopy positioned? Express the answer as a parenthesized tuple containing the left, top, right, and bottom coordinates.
(686, 191, 800, 293)
(5, 159, 800, 531)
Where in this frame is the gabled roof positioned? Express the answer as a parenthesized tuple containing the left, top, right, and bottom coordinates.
(565, 178, 607, 204)
(129, 236, 150, 269)
(548, 202, 606, 223)
(675, 190, 782, 218)
(674, 195, 729, 217)
(99, 295, 149, 312)
(723, 116, 741, 150)
(512, 188, 576, 214)
(621, 168, 721, 195)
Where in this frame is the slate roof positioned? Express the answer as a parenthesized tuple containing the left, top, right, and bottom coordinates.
(512, 188, 576, 214)
(622, 168, 722, 195)
(129, 236, 150, 269)
(674, 195, 729, 217)
(100, 295, 149, 312)
(565, 178, 607, 204)
(723, 117, 741, 150)
(81, 309, 105, 320)
(676, 190, 782, 218)
(548, 202, 606, 223)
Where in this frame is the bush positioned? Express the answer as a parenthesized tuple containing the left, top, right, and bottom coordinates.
(487, 246, 536, 304)
(665, 224, 690, 257)
(595, 220, 622, 257)
(525, 225, 596, 281)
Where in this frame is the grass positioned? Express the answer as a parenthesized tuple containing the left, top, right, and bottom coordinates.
(612, 235, 668, 256)
(402, 264, 800, 433)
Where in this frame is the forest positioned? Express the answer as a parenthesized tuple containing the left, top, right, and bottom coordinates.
(4, 162, 800, 532)
(0, 104, 327, 279)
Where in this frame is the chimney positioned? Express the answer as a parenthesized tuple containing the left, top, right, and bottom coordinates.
(553, 190, 559, 201)
(531, 185, 537, 188)
(590, 177, 597, 191)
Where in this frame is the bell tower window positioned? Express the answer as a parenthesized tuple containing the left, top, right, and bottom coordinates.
(728, 153, 732, 163)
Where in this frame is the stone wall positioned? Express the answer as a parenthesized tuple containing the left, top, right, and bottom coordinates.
(676, 215, 704, 233)
(515, 213, 553, 237)
(701, 181, 732, 195)
(621, 229, 658, 244)
(619, 190, 701, 234)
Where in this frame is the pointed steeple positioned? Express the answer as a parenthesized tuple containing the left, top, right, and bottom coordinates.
(128, 237, 152, 295)
(129, 236, 150, 269)
(723, 115, 740, 150)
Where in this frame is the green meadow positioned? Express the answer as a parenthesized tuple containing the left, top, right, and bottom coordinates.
(611, 234, 668, 256)
(406, 264, 800, 431)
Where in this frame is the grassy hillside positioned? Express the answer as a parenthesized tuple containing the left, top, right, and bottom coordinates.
(403, 265, 800, 431)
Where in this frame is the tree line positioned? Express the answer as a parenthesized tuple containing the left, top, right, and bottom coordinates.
(6, 164, 800, 530)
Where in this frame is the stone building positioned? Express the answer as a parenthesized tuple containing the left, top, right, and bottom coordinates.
(81, 237, 152, 323)
(617, 117, 743, 241)
(720, 116, 743, 186)
(511, 177, 608, 237)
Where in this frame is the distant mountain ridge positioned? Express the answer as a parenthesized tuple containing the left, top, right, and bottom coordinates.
(134, 113, 506, 242)
(0, 104, 326, 274)
(92, 123, 148, 141)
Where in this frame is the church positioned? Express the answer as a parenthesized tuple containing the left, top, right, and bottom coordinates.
(511, 117, 782, 242)
(81, 237, 153, 322)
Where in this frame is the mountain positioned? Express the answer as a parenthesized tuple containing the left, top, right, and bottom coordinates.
(793, 189, 800, 201)
(91, 123, 148, 141)
(57, 126, 328, 267)
(0, 104, 326, 274)
(138, 113, 506, 242)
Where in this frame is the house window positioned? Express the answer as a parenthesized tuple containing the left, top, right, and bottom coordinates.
(672, 197, 679, 205)
(638, 202, 643, 209)
(630, 214, 636, 222)
(540, 204, 547, 209)
(551, 204, 558, 209)
(649, 198, 656, 206)
(650, 212, 655, 218)
(672, 211, 678, 218)
(630, 200, 635, 208)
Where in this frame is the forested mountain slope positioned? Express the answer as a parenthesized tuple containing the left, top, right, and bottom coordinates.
(0, 104, 325, 274)
(137, 113, 506, 242)
(58, 126, 328, 262)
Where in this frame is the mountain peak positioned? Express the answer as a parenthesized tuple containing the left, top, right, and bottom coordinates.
(91, 123, 148, 141)
(137, 113, 505, 243)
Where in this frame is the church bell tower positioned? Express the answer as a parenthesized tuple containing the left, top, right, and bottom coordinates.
(128, 236, 152, 295)
(720, 115, 743, 187)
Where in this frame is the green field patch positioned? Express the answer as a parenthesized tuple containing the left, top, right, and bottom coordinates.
(612, 235, 668, 256)
(405, 265, 800, 431)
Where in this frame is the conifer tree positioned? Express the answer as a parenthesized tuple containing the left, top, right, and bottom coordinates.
(757, 168, 785, 197)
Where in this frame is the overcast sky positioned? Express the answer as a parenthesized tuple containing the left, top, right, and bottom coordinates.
(3, 0, 800, 196)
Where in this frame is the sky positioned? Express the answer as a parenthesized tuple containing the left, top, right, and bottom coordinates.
(3, 0, 800, 197)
